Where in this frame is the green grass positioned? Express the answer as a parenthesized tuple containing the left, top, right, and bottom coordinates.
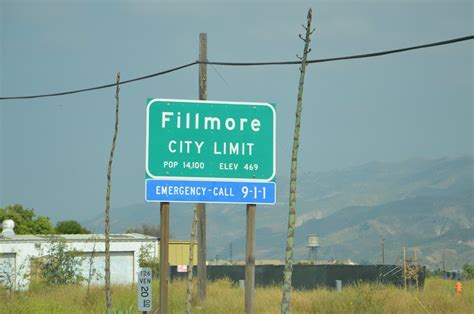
(0, 278, 472, 313)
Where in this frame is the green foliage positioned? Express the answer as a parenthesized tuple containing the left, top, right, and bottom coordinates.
(37, 237, 85, 286)
(462, 264, 474, 279)
(55, 220, 90, 234)
(138, 243, 159, 278)
(0, 204, 54, 234)
(1, 278, 473, 313)
(0, 258, 29, 292)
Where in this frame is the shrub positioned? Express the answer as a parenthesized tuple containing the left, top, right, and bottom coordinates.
(138, 243, 160, 278)
(37, 237, 85, 286)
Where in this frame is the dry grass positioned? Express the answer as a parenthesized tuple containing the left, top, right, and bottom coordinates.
(0, 278, 472, 313)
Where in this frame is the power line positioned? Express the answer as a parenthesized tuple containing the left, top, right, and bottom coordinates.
(0, 35, 472, 101)
(0, 62, 198, 100)
(205, 35, 474, 66)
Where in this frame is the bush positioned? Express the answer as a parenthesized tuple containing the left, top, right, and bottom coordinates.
(462, 264, 474, 279)
(138, 243, 160, 278)
(55, 220, 90, 234)
(37, 237, 85, 286)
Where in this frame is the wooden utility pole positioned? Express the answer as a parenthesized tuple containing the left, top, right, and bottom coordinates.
(281, 9, 314, 314)
(245, 204, 256, 314)
(159, 202, 170, 314)
(403, 246, 407, 290)
(381, 238, 385, 265)
(197, 32, 208, 304)
(105, 72, 120, 311)
(442, 251, 445, 272)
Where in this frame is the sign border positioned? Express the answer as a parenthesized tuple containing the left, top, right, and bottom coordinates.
(145, 98, 276, 182)
(144, 179, 277, 205)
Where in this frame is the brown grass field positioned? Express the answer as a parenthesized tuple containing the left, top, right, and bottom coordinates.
(1, 278, 472, 313)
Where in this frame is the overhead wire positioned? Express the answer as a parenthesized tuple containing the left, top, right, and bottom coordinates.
(0, 35, 472, 100)
(205, 35, 474, 66)
(0, 61, 198, 100)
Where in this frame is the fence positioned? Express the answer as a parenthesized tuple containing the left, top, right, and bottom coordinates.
(170, 264, 425, 289)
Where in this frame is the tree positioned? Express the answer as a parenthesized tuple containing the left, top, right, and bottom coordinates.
(186, 205, 199, 314)
(138, 243, 160, 278)
(462, 264, 474, 279)
(104, 72, 121, 310)
(55, 220, 90, 234)
(0, 204, 54, 235)
(37, 237, 84, 286)
(281, 9, 314, 314)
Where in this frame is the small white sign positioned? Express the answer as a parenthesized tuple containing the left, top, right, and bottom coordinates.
(177, 265, 188, 273)
(138, 268, 152, 312)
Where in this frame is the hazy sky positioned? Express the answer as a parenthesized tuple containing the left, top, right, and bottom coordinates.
(0, 0, 472, 221)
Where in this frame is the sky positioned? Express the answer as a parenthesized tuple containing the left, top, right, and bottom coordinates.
(0, 0, 472, 222)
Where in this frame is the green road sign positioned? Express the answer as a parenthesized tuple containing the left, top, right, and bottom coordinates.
(146, 99, 276, 181)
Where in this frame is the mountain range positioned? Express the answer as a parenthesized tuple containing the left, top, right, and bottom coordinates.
(83, 156, 473, 269)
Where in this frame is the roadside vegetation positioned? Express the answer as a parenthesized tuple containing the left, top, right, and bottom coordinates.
(0, 204, 90, 234)
(0, 278, 472, 313)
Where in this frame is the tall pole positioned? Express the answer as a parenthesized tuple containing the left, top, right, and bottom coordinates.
(403, 246, 407, 290)
(381, 238, 385, 265)
(197, 32, 208, 304)
(442, 251, 445, 272)
(281, 9, 314, 314)
(245, 204, 256, 314)
(159, 202, 170, 314)
(105, 72, 120, 310)
(185, 205, 198, 314)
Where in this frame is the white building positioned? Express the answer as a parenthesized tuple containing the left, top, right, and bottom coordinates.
(0, 220, 158, 290)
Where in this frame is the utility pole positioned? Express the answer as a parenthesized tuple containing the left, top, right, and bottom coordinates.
(230, 242, 233, 263)
(442, 251, 445, 272)
(381, 238, 385, 265)
(403, 246, 407, 290)
(197, 32, 208, 304)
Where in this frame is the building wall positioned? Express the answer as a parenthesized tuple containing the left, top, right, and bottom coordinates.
(0, 236, 157, 290)
(168, 241, 198, 266)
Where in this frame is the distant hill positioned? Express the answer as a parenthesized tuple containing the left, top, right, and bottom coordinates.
(83, 156, 473, 268)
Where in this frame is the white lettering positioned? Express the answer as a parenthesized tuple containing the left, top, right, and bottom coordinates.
(162, 112, 173, 128)
(195, 141, 204, 154)
(204, 117, 221, 130)
(251, 119, 261, 131)
(168, 140, 176, 153)
(225, 118, 236, 130)
(239, 118, 248, 130)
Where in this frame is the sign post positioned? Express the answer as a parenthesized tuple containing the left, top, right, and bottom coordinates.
(159, 202, 169, 314)
(245, 204, 256, 314)
(137, 267, 152, 313)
